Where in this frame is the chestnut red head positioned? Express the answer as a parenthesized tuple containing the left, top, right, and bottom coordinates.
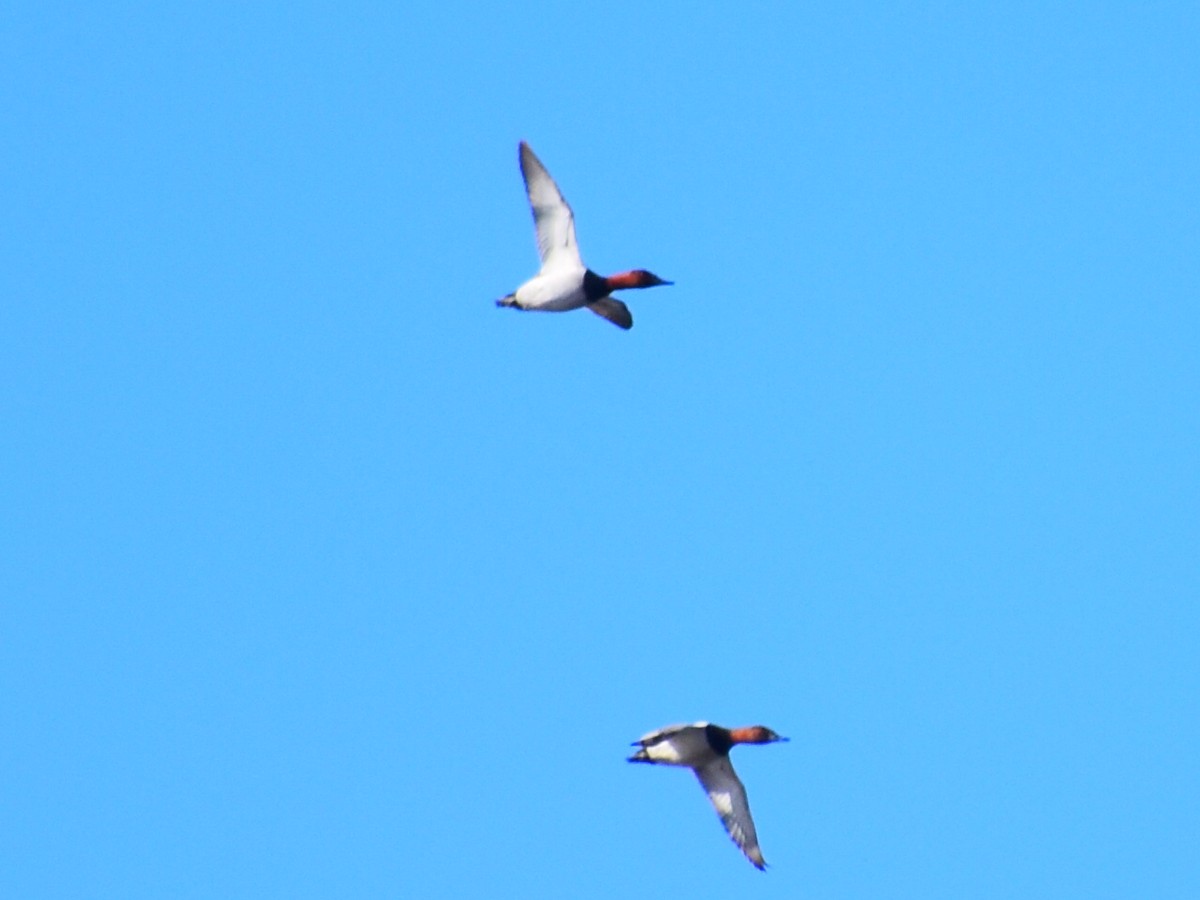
(604, 269, 673, 290)
(729, 725, 789, 745)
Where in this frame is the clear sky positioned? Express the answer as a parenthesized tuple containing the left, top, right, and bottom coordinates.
(3, 2, 1198, 897)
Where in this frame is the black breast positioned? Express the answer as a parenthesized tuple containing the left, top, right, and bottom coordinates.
(704, 723, 734, 756)
(582, 269, 609, 302)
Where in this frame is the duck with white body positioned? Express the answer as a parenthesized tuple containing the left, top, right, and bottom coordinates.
(497, 142, 672, 330)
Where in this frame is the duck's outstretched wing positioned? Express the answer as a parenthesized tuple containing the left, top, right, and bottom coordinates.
(587, 297, 633, 330)
(695, 756, 767, 870)
(519, 142, 582, 273)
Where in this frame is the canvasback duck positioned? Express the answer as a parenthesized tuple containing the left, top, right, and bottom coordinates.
(629, 722, 787, 870)
(496, 141, 672, 330)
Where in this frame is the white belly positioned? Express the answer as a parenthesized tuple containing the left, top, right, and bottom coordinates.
(514, 267, 588, 312)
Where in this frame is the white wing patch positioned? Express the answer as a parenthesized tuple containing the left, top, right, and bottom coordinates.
(519, 142, 583, 273)
(695, 756, 767, 870)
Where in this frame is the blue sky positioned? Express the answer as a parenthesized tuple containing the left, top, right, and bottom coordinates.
(3, 2, 1198, 897)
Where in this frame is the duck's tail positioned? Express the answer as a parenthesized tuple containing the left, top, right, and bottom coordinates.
(627, 746, 653, 764)
(495, 293, 518, 309)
